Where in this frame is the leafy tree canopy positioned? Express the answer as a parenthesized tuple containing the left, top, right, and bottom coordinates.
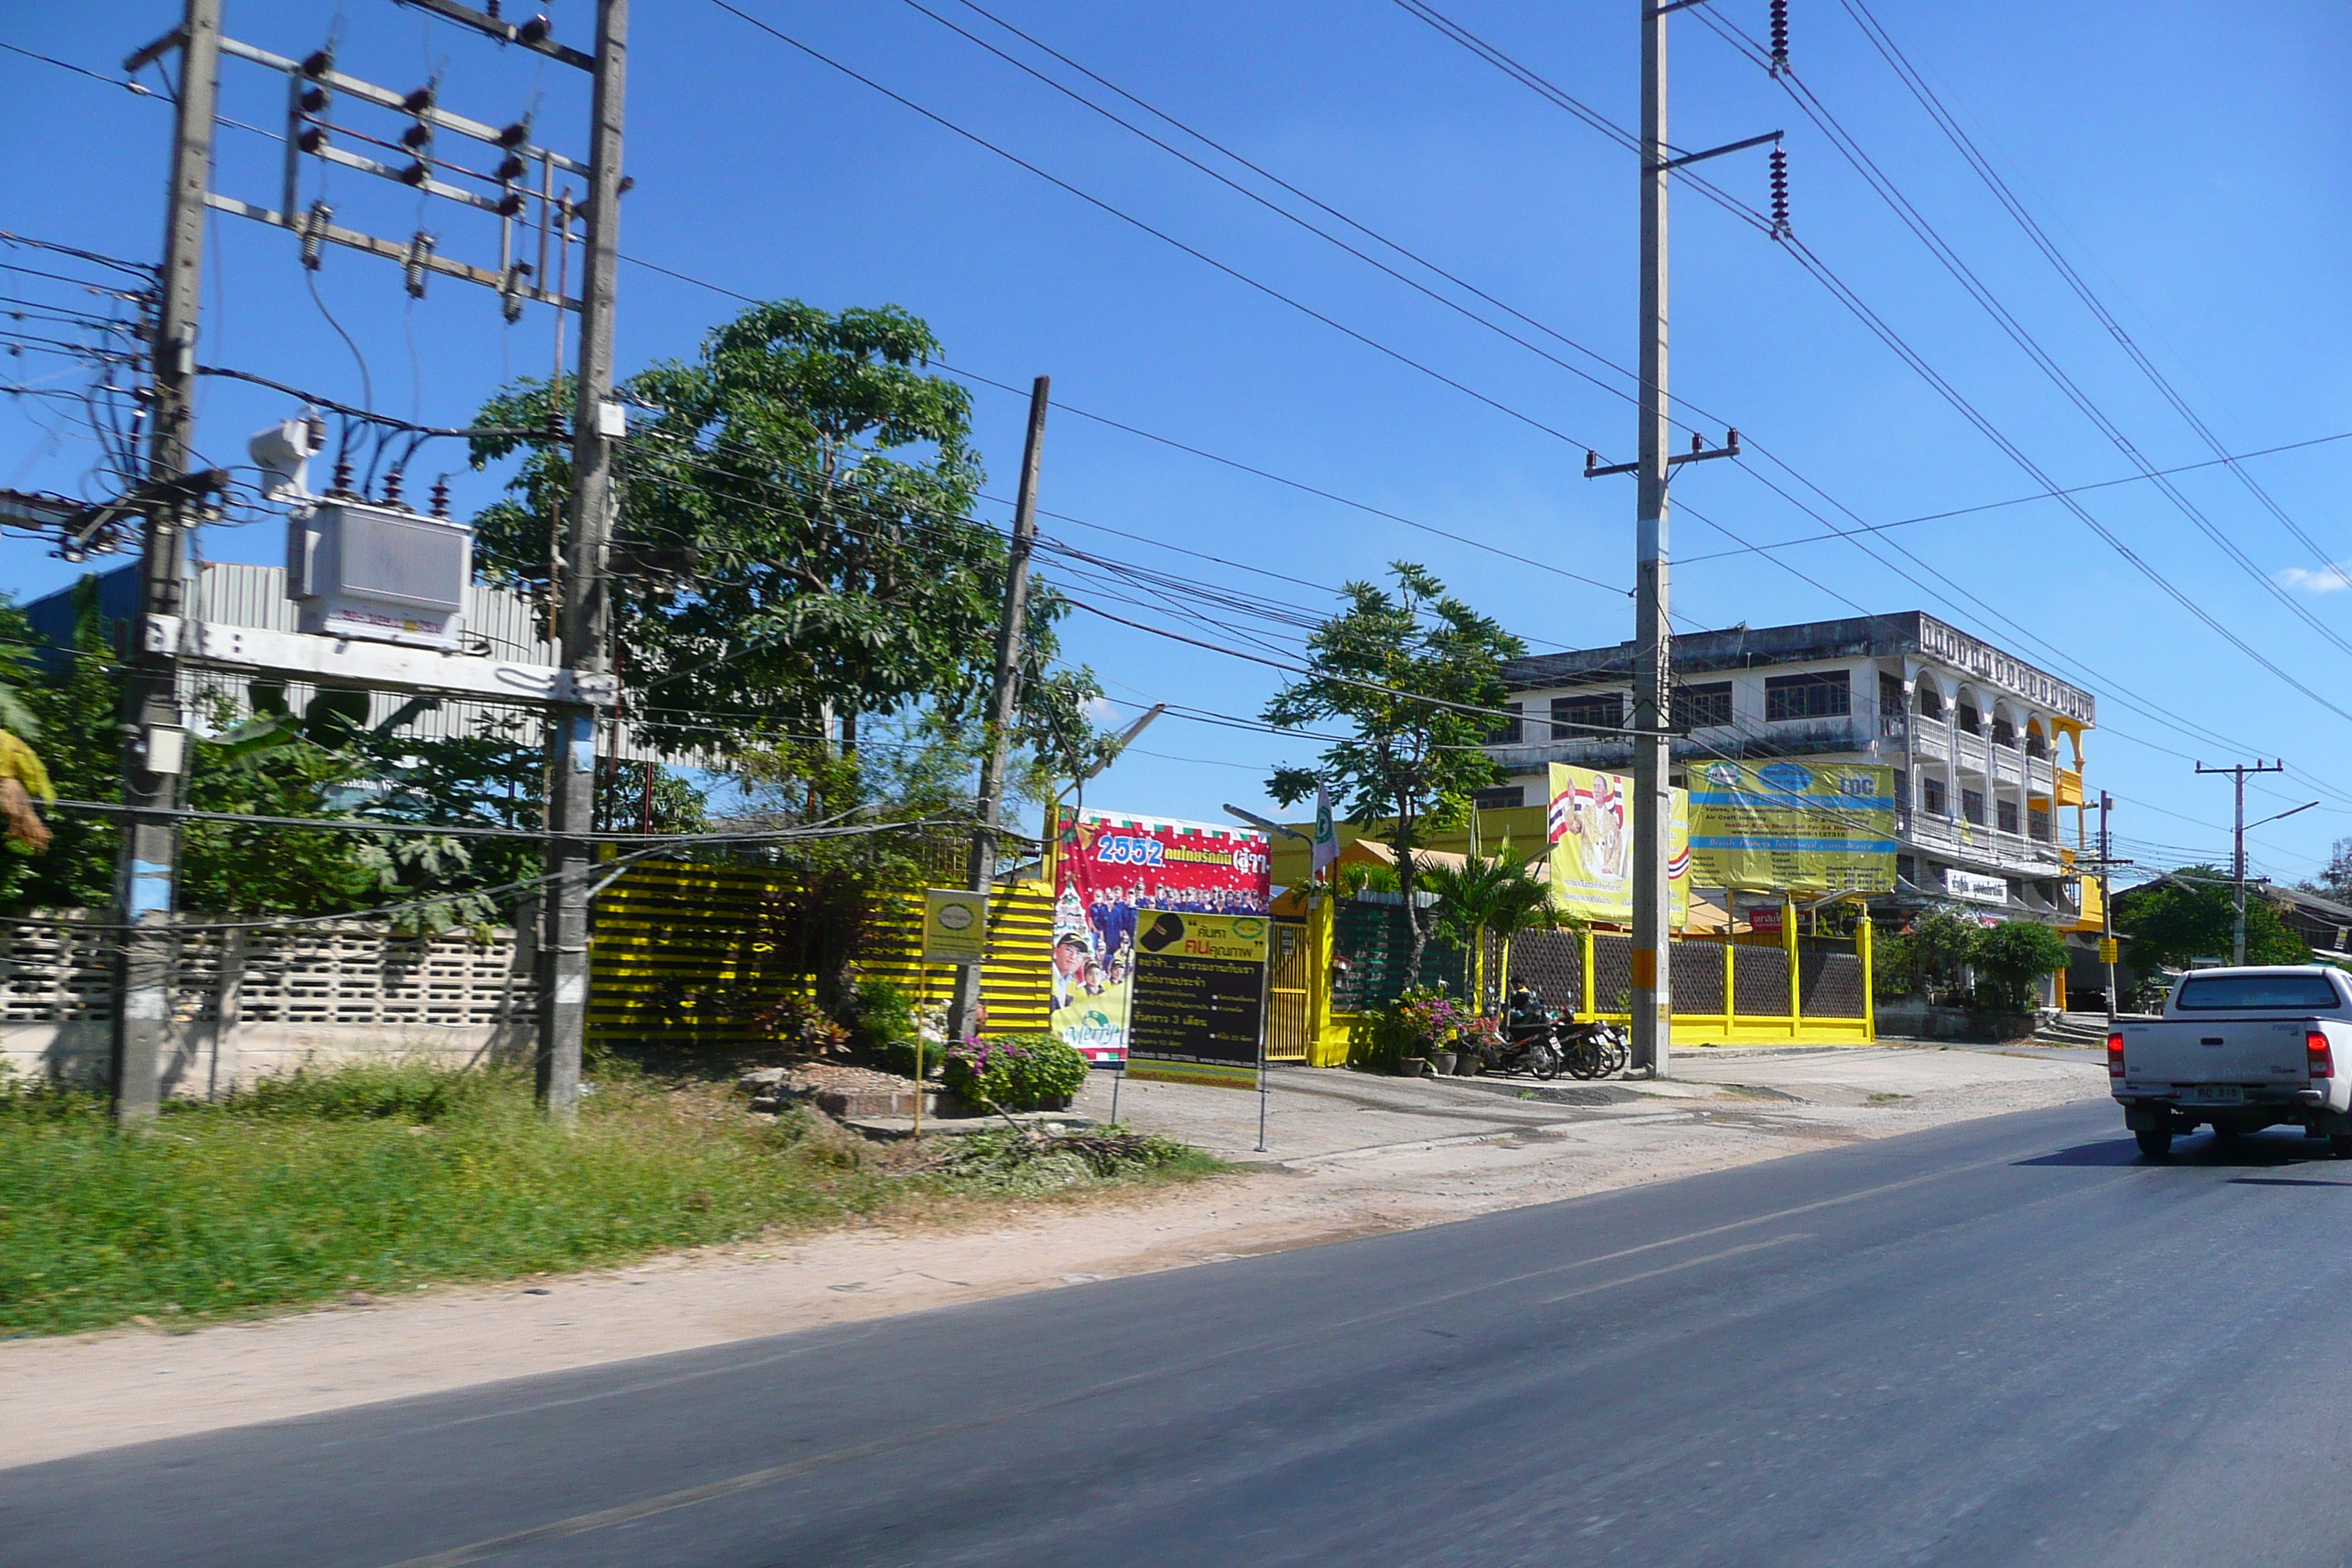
(2114, 867, 2310, 970)
(1264, 562, 1523, 985)
(466, 299, 1102, 780)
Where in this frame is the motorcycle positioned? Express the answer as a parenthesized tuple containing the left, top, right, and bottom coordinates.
(1558, 1019, 1631, 1080)
(1477, 987, 1566, 1079)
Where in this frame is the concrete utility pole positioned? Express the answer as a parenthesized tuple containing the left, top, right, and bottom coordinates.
(1629, 0, 1674, 1079)
(948, 376, 1049, 1046)
(2195, 759, 2285, 968)
(112, 0, 222, 1123)
(540, 0, 628, 1120)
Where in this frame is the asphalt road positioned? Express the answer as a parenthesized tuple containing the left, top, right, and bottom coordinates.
(11, 1097, 2352, 1567)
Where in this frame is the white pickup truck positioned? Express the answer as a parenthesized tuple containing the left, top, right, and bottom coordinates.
(2111, 965, 2352, 1158)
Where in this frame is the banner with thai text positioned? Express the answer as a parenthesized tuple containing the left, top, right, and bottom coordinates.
(1050, 807, 1273, 1065)
(1686, 760, 1897, 894)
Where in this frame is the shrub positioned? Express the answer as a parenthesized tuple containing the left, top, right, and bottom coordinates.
(1970, 920, 2071, 1013)
(848, 976, 916, 1055)
(942, 1032, 1090, 1111)
(878, 1036, 951, 1080)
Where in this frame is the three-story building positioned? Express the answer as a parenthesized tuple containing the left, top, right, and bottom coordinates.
(1477, 611, 2097, 927)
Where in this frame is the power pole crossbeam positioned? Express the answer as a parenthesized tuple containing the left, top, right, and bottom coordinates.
(1630, 0, 1673, 1079)
(111, 0, 221, 1123)
(949, 376, 1050, 1046)
(539, 0, 627, 1120)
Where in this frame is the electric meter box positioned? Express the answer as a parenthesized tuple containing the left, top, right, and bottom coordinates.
(287, 499, 474, 649)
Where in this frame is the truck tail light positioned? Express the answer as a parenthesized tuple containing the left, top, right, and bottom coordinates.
(2108, 1032, 2125, 1078)
(2310, 1030, 2334, 1080)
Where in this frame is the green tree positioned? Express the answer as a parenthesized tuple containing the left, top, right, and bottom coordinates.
(6, 578, 124, 913)
(1969, 920, 2070, 1013)
(465, 300, 1101, 776)
(1264, 563, 1523, 987)
(2114, 867, 2310, 970)
(1891, 909, 1980, 1003)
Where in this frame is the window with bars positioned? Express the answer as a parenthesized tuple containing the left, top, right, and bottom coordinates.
(1997, 799, 2020, 834)
(1550, 692, 1625, 738)
(1880, 672, 1907, 714)
(2028, 805, 2053, 842)
(1991, 717, 2017, 748)
(1923, 777, 1947, 815)
(1963, 788, 1986, 826)
(1473, 785, 1526, 810)
(1764, 671, 1850, 722)
(1916, 685, 1945, 720)
(1956, 704, 1981, 735)
(2025, 728, 2048, 759)
(1670, 681, 1733, 730)
(1484, 709, 1523, 745)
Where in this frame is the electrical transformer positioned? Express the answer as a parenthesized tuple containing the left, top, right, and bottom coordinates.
(285, 497, 473, 649)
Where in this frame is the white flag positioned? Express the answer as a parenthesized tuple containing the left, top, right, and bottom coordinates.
(1311, 782, 1340, 881)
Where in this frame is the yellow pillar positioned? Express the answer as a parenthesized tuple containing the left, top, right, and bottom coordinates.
(1784, 893, 1801, 1036)
(1857, 912, 1875, 1041)
(1724, 938, 1738, 1031)
(1305, 887, 1336, 1066)
(1579, 926, 1597, 1019)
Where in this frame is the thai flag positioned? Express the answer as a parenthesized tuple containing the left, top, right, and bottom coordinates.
(1548, 788, 1573, 845)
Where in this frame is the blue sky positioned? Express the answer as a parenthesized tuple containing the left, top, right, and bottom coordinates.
(4, 1, 2350, 881)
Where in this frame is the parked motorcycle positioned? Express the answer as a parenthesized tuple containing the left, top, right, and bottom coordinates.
(1477, 986, 1566, 1079)
(1558, 1019, 1630, 1080)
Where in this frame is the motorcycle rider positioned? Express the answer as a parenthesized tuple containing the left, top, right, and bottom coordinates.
(1503, 983, 1550, 1047)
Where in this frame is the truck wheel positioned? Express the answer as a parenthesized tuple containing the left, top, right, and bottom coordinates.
(2136, 1128, 2174, 1160)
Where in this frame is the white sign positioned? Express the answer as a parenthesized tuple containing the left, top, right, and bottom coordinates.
(1946, 870, 2009, 905)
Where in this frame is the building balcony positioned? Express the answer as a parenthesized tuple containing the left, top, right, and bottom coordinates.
(2027, 753, 2055, 799)
(1898, 806, 2067, 876)
(1912, 717, 1949, 761)
(1952, 730, 1989, 777)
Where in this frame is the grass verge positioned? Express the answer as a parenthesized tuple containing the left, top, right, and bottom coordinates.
(0, 1063, 1223, 1339)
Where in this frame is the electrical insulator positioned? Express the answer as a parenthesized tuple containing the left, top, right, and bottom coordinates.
(1770, 0, 1787, 75)
(1769, 146, 1790, 238)
(297, 49, 333, 153)
(403, 231, 434, 300)
(519, 15, 552, 44)
(301, 201, 333, 270)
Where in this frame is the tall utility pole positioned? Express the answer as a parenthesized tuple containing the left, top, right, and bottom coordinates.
(2195, 760, 2284, 968)
(540, 0, 628, 1119)
(113, 0, 222, 1123)
(1628, 0, 1674, 1079)
(949, 376, 1049, 1045)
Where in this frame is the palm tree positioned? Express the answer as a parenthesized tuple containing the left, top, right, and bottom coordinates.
(1422, 839, 1567, 1011)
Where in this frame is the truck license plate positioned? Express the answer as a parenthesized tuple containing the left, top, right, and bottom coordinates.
(2185, 1086, 2244, 1104)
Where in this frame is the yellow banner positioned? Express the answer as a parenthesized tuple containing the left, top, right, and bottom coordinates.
(1686, 760, 1896, 894)
(1546, 763, 1690, 927)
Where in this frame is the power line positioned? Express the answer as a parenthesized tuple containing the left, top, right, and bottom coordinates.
(1833, 0, 2346, 579)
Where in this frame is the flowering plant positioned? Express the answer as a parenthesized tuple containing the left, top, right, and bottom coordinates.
(942, 1031, 1091, 1110)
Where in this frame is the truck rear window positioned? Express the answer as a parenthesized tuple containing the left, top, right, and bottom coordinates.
(2174, 973, 2343, 1011)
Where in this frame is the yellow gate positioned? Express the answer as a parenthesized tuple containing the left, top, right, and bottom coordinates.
(1267, 919, 1310, 1060)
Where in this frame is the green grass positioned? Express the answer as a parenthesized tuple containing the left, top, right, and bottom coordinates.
(0, 1063, 1220, 1339)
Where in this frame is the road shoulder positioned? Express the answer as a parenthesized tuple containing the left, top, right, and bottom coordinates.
(0, 1044, 2104, 1470)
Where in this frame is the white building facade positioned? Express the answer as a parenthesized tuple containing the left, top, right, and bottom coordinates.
(1478, 612, 2096, 926)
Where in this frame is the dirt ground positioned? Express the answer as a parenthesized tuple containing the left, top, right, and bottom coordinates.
(0, 1043, 2106, 1470)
